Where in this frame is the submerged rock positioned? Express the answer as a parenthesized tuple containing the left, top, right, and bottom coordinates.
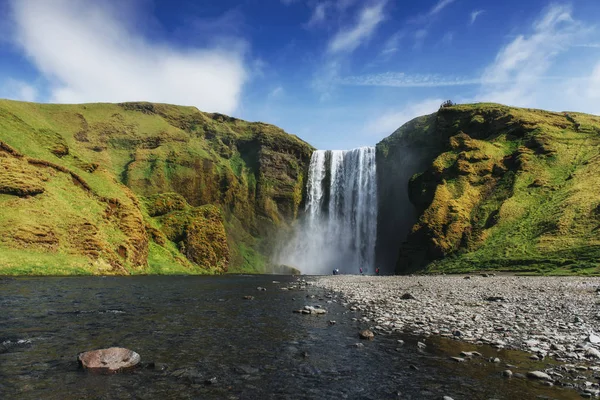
(78, 347, 140, 373)
(359, 329, 374, 340)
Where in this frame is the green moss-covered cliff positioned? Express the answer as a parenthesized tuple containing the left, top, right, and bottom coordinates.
(377, 103, 600, 275)
(0, 99, 312, 275)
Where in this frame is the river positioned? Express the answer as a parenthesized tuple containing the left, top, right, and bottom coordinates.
(0, 275, 581, 399)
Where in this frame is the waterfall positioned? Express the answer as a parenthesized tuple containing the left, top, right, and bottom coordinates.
(277, 147, 378, 275)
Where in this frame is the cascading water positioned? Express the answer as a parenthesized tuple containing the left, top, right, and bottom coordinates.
(277, 147, 377, 275)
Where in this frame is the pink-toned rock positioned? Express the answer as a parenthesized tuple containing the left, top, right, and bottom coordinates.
(78, 347, 140, 373)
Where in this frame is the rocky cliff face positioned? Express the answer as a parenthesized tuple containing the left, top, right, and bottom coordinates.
(0, 100, 312, 275)
(378, 103, 600, 275)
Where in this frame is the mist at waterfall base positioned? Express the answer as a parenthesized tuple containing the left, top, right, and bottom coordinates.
(276, 147, 378, 275)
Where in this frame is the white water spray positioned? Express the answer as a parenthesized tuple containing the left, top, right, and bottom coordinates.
(277, 147, 378, 274)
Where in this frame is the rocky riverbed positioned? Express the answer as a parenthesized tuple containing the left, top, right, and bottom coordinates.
(313, 274, 600, 396)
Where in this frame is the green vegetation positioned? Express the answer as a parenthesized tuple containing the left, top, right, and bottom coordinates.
(379, 103, 600, 275)
(0, 99, 313, 275)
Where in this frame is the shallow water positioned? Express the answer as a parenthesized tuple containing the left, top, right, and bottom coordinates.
(0, 276, 582, 399)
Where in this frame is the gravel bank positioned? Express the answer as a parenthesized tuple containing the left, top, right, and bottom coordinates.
(314, 275, 600, 366)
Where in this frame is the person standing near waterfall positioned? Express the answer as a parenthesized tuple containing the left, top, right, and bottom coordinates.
(359, 268, 363, 275)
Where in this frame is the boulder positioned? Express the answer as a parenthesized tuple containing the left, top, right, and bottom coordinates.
(78, 347, 140, 373)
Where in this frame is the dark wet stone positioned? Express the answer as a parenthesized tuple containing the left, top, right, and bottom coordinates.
(204, 377, 217, 385)
(234, 365, 259, 375)
(485, 296, 506, 302)
(401, 293, 416, 300)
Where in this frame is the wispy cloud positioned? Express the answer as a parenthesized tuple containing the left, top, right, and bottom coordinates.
(441, 31, 454, 45)
(574, 43, 600, 48)
(470, 10, 485, 25)
(268, 85, 284, 99)
(364, 98, 443, 138)
(0, 78, 38, 102)
(8, 0, 248, 114)
(379, 31, 404, 57)
(407, 0, 457, 48)
(338, 72, 481, 87)
(413, 28, 428, 49)
(410, 0, 457, 24)
(430, 0, 456, 16)
(305, 2, 330, 28)
(327, 1, 387, 54)
(336, 71, 573, 88)
(477, 4, 584, 107)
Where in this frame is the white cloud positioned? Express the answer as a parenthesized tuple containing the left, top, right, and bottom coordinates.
(306, 2, 330, 28)
(574, 43, 600, 48)
(1, 78, 39, 102)
(364, 98, 443, 138)
(337, 72, 480, 87)
(430, 0, 456, 16)
(311, 60, 341, 101)
(413, 29, 428, 48)
(470, 10, 485, 25)
(587, 63, 600, 100)
(410, 0, 457, 24)
(380, 31, 404, 56)
(327, 1, 387, 54)
(441, 31, 454, 45)
(268, 86, 284, 99)
(477, 4, 583, 107)
(9, 0, 248, 114)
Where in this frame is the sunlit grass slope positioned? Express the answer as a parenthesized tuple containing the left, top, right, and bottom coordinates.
(0, 100, 312, 275)
(379, 103, 600, 275)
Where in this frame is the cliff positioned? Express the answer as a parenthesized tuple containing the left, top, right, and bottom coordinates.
(0, 100, 312, 275)
(377, 103, 600, 275)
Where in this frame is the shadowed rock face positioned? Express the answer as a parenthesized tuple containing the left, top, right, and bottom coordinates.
(78, 347, 140, 373)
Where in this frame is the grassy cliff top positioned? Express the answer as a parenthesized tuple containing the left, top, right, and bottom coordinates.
(378, 102, 600, 276)
(379, 102, 600, 151)
(0, 99, 313, 275)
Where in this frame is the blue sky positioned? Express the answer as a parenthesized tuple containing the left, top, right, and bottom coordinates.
(1, 0, 600, 149)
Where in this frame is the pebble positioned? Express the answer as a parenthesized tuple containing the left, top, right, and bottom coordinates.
(586, 347, 600, 359)
(502, 370, 513, 377)
(359, 330, 374, 340)
(527, 371, 552, 380)
(313, 275, 600, 365)
(589, 333, 600, 344)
